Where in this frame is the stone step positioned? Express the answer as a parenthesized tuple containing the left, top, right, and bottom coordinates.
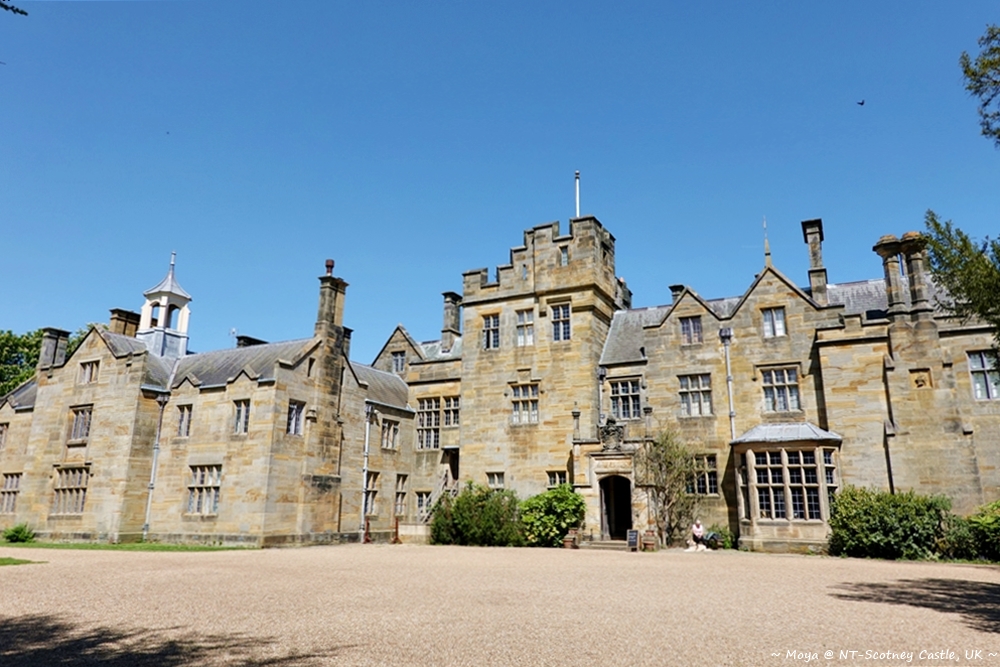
(579, 540, 628, 551)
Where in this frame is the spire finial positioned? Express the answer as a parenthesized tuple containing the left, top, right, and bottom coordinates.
(763, 216, 772, 267)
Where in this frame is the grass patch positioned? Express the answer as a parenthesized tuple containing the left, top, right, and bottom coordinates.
(1, 541, 248, 552)
(0, 556, 38, 566)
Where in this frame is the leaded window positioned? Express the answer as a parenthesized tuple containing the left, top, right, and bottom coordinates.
(679, 374, 712, 416)
(610, 379, 641, 420)
(969, 351, 1000, 400)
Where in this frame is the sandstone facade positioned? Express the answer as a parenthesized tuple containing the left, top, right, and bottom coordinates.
(1, 215, 997, 551)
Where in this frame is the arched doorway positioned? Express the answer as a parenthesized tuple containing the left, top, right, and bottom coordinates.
(599, 475, 632, 540)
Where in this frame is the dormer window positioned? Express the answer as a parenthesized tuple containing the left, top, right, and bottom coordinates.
(392, 351, 406, 373)
(680, 316, 702, 345)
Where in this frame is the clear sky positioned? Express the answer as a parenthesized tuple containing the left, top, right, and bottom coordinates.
(2, 1, 998, 363)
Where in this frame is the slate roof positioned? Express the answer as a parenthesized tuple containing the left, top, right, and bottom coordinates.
(824, 280, 888, 320)
(172, 338, 317, 389)
(731, 422, 842, 444)
(418, 337, 463, 361)
(100, 330, 149, 357)
(599, 305, 670, 366)
(351, 362, 411, 410)
(1, 379, 37, 411)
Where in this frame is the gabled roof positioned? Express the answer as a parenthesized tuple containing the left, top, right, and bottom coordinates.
(172, 338, 318, 389)
(600, 305, 670, 366)
(350, 361, 411, 410)
(732, 422, 842, 444)
(371, 324, 426, 366)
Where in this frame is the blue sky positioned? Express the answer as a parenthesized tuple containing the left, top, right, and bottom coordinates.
(2, 1, 998, 363)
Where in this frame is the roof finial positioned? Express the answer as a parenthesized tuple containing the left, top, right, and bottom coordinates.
(574, 170, 580, 219)
(763, 216, 772, 267)
(169, 251, 177, 274)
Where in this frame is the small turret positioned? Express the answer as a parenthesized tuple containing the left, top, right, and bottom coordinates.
(136, 252, 192, 358)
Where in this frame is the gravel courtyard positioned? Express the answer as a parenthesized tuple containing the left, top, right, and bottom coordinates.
(1, 544, 999, 666)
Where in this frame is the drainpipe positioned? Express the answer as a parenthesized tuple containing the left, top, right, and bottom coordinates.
(360, 403, 376, 541)
(720, 328, 736, 440)
(142, 393, 170, 542)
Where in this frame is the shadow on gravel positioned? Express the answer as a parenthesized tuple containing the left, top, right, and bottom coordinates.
(831, 578, 1000, 634)
(0, 613, 351, 666)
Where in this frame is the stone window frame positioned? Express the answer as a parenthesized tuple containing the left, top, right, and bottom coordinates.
(187, 464, 221, 516)
(760, 365, 801, 413)
(286, 400, 305, 436)
(381, 418, 399, 449)
(68, 405, 93, 444)
(391, 351, 406, 374)
(515, 309, 534, 347)
(738, 446, 838, 523)
(762, 307, 787, 338)
(233, 399, 251, 435)
(417, 398, 441, 449)
(558, 245, 569, 266)
(0, 422, 7, 453)
(547, 470, 567, 488)
(364, 471, 380, 516)
(486, 472, 505, 489)
(609, 378, 642, 420)
(680, 316, 703, 345)
(551, 303, 571, 342)
(416, 491, 432, 521)
(482, 313, 500, 350)
(0, 472, 21, 514)
(394, 474, 408, 516)
(442, 396, 460, 427)
(51, 466, 89, 516)
(968, 350, 1000, 400)
(177, 404, 193, 438)
(78, 360, 99, 385)
(679, 374, 712, 417)
(510, 383, 539, 425)
(688, 454, 718, 495)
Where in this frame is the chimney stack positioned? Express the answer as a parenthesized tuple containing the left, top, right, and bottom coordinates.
(900, 232, 933, 322)
(669, 284, 685, 304)
(109, 309, 141, 337)
(801, 219, 828, 305)
(441, 291, 462, 352)
(315, 259, 348, 337)
(873, 235, 905, 322)
(37, 328, 70, 371)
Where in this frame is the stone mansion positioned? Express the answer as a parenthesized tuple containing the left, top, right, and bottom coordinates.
(1, 215, 998, 550)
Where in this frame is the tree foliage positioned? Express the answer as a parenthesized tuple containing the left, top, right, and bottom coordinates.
(1, 1, 27, 16)
(961, 24, 1000, 148)
(520, 484, 586, 547)
(0, 329, 43, 397)
(923, 211, 1000, 349)
(0, 326, 93, 397)
(633, 430, 699, 546)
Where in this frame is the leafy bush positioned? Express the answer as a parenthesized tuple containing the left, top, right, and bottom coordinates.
(2, 523, 35, 543)
(520, 484, 586, 547)
(937, 513, 979, 560)
(828, 486, 950, 560)
(430, 483, 524, 547)
(706, 523, 734, 550)
(967, 499, 1000, 561)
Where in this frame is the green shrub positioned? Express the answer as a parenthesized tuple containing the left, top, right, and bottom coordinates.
(430, 483, 524, 546)
(967, 499, 1000, 561)
(828, 486, 950, 560)
(706, 523, 734, 549)
(937, 513, 979, 560)
(2, 523, 35, 543)
(520, 484, 586, 547)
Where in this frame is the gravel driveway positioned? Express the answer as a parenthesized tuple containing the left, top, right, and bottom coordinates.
(1, 544, 998, 666)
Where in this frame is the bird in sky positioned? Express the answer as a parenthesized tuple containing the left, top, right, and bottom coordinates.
(857, 100, 865, 106)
